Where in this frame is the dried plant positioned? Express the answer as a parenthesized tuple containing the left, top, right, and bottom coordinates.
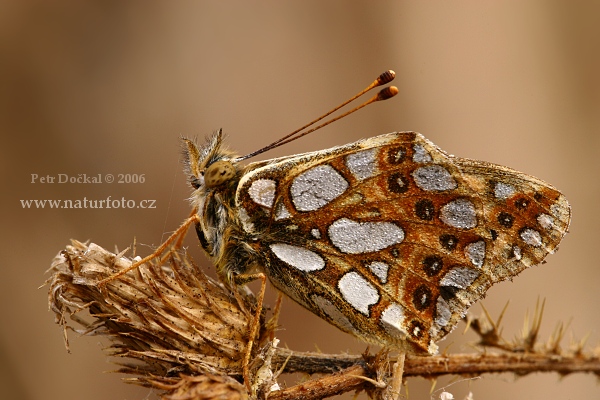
(45, 241, 600, 399)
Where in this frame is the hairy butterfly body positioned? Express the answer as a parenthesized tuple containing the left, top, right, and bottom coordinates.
(183, 129, 570, 354)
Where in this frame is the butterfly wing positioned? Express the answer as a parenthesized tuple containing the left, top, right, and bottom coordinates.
(235, 131, 570, 354)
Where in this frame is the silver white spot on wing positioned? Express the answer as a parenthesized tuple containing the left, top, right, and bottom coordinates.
(440, 198, 477, 229)
(248, 179, 276, 208)
(345, 148, 378, 180)
(311, 295, 355, 333)
(428, 341, 439, 354)
(413, 144, 433, 163)
(290, 165, 348, 212)
(269, 243, 325, 272)
(550, 203, 562, 217)
(274, 202, 291, 220)
(494, 182, 516, 199)
(328, 218, 405, 254)
(380, 303, 407, 338)
(464, 240, 486, 267)
(520, 228, 542, 247)
(310, 228, 321, 239)
(412, 165, 457, 192)
(537, 213, 554, 230)
(367, 261, 389, 283)
(512, 245, 522, 261)
(338, 271, 379, 315)
(440, 267, 480, 289)
(435, 297, 451, 327)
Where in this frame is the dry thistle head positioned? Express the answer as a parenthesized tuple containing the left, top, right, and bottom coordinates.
(45, 240, 272, 399)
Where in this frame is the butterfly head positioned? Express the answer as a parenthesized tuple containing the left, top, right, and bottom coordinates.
(182, 129, 246, 266)
(182, 129, 240, 192)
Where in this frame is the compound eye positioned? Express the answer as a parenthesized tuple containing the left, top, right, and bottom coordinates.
(190, 175, 203, 189)
(204, 161, 236, 188)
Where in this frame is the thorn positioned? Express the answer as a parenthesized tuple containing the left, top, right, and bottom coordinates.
(574, 332, 591, 356)
(428, 378, 438, 395)
(496, 300, 511, 329)
(480, 303, 497, 332)
(524, 298, 545, 352)
(441, 342, 454, 356)
(462, 316, 473, 334)
(548, 318, 571, 354)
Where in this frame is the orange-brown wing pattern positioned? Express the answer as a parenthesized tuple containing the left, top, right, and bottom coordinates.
(235, 131, 570, 354)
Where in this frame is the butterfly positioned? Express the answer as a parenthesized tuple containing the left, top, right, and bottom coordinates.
(181, 92, 570, 359)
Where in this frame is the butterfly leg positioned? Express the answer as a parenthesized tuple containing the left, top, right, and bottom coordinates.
(97, 209, 200, 286)
(234, 272, 268, 392)
(267, 291, 284, 341)
(386, 352, 405, 400)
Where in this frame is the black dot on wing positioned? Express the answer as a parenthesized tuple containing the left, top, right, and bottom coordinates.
(423, 255, 444, 276)
(388, 173, 409, 194)
(497, 212, 514, 228)
(409, 320, 425, 339)
(387, 146, 407, 164)
(440, 285, 460, 301)
(439, 234, 458, 251)
(490, 229, 498, 241)
(515, 197, 529, 210)
(415, 199, 435, 220)
(534, 192, 543, 201)
(413, 285, 433, 311)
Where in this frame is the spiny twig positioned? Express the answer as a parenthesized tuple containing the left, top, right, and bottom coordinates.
(271, 349, 600, 378)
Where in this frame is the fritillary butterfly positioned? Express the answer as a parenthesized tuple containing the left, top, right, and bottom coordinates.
(104, 70, 569, 373)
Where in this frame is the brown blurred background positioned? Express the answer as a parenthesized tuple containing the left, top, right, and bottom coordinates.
(1, 1, 599, 399)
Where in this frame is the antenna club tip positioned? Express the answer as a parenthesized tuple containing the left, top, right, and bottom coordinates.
(377, 70, 396, 85)
(377, 86, 399, 101)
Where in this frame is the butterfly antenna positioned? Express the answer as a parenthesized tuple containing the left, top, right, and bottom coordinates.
(270, 86, 398, 149)
(235, 70, 397, 162)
